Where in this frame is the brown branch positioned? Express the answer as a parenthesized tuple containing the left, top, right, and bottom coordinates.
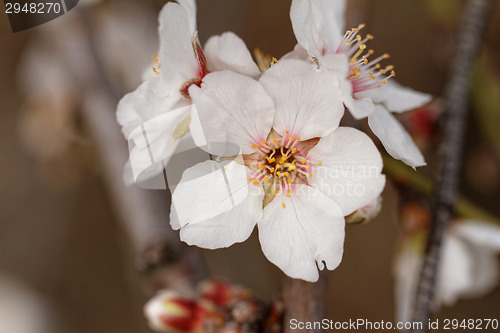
(50, 13, 207, 293)
(283, 271, 329, 333)
(411, 0, 493, 331)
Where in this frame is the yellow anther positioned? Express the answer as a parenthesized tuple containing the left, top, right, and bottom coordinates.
(267, 157, 276, 163)
(152, 67, 159, 75)
(375, 63, 381, 69)
(286, 193, 291, 197)
(289, 137, 295, 141)
(385, 65, 394, 71)
(248, 177, 253, 181)
(381, 79, 388, 84)
(391, 70, 396, 77)
(366, 34, 374, 40)
(358, 24, 365, 29)
(297, 136, 301, 141)
(305, 165, 310, 170)
(346, 30, 352, 34)
(273, 190, 279, 195)
(369, 72, 376, 79)
(285, 130, 289, 134)
(368, 49, 374, 55)
(309, 173, 314, 177)
(257, 145, 261, 149)
(273, 138, 278, 143)
(270, 167, 275, 172)
(261, 140, 266, 145)
(253, 179, 259, 185)
(282, 202, 286, 208)
(292, 148, 297, 153)
(383, 53, 390, 59)
(287, 178, 292, 184)
(277, 171, 281, 176)
(318, 162, 322, 166)
(251, 143, 256, 148)
(264, 177, 269, 183)
(258, 164, 265, 169)
(270, 57, 278, 67)
(301, 159, 307, 164)
(283, 172, 289, 177)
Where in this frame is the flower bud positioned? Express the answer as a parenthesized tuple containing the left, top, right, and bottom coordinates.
(144, 290, 210, 333)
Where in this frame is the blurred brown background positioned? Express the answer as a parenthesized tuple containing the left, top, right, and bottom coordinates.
(1, 1, 500, 332)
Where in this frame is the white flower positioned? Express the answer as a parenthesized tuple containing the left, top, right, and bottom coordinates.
(289, 0, 431, 168)
(116, 0, 259, 187)
(394, 220, 500, 324)
(170, 59, 386, 282)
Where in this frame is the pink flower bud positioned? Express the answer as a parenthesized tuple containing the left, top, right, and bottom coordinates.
(144, 291, 211, 333)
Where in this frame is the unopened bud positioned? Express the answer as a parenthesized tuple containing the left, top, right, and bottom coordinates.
(144, 290, 211, 333)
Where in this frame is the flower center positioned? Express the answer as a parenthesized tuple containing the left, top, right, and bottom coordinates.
(247, 132, 321, 206)
(336, 24, 395, 94)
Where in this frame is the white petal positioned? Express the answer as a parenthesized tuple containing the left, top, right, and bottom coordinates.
(281, 43, 309, 61)
(258, 186, 345, 282)
(393, 241, 421, 324)
(116, 78, 182, 138)
(188, 71, 274, 155)
(156, 2, 200, 97)
(355, 81, 432, 113)
(307, 127, 385, 216)
(127, 104, 193, 188)
(342, 79, 375, 119)
(259, 59, 344, 140)
(176, 0, 197, 33)
(451, 220, 500, 251)
(204, 32, 260, 78)
(368, 105, 426, 168)
(290, 0, 346, 58)
(435, 234, 474, 306)
(461, 247, 499, 298)
(171, 160, 264, 248)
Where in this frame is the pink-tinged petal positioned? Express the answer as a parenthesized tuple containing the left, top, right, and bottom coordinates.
(156, 2, 200, 97)
(188, 71, 274, 154)
(127, 104, 193, 189)
(290, 0, 346, 58)
(259, 59, 344, 140)
(171, 160, 264, 248)
(451, 221, 500, 251)
(307, 127, 385, 216)
(355, 81, 432, 113)
(342, 79, 375, 119)
(116, 78, 182, 138)
(176, 0, 197, 33)
(258, 186, 345, 282)
(368, 106, 426, 168)
(204, 32, 260, 78)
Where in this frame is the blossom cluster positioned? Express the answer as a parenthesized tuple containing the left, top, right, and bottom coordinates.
(117, 0, 430, 282)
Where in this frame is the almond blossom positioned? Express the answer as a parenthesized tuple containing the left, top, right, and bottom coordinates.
(289, 0, 431, 168)
(394, 220, 500, 324)
(169, 59, 386, 282)
(116, 0, 259, 187)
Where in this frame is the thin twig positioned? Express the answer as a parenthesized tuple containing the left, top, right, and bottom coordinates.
(411, 0, 493, 331)
(283, 272, 329, 333)
(51, 12, 207, 293)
